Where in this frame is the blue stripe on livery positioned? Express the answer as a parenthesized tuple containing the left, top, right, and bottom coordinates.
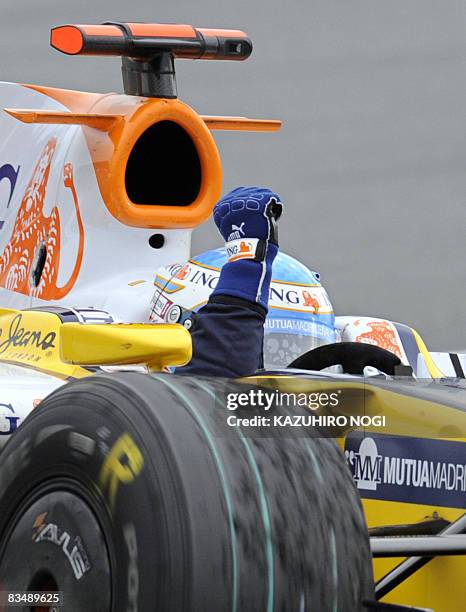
(394, 322, 420, 375)
(345, 432, 466, 509)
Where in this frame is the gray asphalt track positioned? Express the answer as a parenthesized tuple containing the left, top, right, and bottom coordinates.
(1, 0, 464, 349)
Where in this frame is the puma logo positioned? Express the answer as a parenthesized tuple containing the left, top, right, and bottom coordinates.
(228, 222, 245, 240)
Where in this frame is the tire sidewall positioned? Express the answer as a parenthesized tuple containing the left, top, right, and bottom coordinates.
(0, 379, 177, 612)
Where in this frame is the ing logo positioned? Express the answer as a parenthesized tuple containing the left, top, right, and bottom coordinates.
(0, 402, 20, 435)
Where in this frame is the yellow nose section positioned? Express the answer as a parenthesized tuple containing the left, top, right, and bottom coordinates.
(60, 322, 192, 371)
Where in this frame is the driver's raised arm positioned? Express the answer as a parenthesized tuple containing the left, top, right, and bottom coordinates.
(178, 186, 283, 377)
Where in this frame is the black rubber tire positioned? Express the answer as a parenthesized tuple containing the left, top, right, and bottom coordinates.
(0, 373, 373, 611)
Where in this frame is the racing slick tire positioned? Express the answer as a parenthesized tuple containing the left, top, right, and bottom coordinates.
(0, 373, 373, 611)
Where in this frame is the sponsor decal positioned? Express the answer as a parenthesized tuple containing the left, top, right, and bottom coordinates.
(345, 432, 466, 508)
(187, 267, 219, 290)
(154, 263, 219, 294)
(0, 163, 20, 230)
(226, 238, 257, 261)
(228, 221, 246, 240)
(99, 434, 144, 511)
(269, 284, 333, 313)
(153, 261, 334, 318)
(0, 313, 56, 355)
(149, 292, 174, 322)
(302, 290, 320, 312)
(167, 263, 183, 276)
(175, 264, 191, 281)
(165, 304, 182, 324)
(0, 139, 84, 299)
(32, 512, 91, 580)
(124, 524, 139, 612)
(265, 316, 334, 338)
(354, 320, 403, 360)
(0, 402, 20, 435)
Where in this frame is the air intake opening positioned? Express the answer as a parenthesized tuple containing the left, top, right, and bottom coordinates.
(125, 121, 202, 206)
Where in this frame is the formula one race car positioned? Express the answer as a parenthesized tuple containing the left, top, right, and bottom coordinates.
(0, 21, 465, 612)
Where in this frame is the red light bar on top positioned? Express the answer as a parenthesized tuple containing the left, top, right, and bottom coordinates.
(50, 22, 252, 61)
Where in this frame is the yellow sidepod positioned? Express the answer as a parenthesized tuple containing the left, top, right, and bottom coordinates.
(0, 309, 192, 377)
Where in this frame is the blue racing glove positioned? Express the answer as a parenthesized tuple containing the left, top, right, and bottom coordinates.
(211, 186, 283, 311)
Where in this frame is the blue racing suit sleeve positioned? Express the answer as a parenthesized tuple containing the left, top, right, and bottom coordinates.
(178, 295, 266, 377)
(177, 186, 283, 377)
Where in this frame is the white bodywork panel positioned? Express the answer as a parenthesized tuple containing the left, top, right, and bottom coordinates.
(422, 352, 466, 378)
(335, 315, 409, 364)
(0, 82, 191, 322)
(0, 363, 64, 448)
